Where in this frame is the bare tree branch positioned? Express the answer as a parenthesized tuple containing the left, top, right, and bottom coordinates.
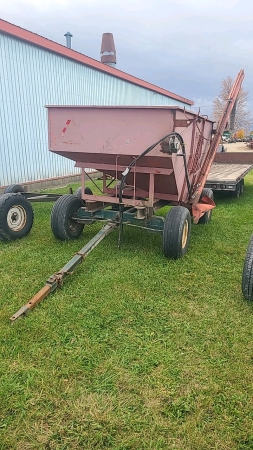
(212, 76, 253, 132)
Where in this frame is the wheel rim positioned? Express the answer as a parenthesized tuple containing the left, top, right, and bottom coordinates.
(68, 215, 80, 232)
(7, 205, 27, 231)
(182, 220, 189, 249)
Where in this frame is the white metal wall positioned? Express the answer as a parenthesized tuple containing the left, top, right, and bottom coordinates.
(0, 33, 189, 186)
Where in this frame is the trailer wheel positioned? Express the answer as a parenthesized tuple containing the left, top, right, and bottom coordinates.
(0, 193, 34, 241)
(163, 206, 191, 259)
(233, 182, 241, 198)
(242, 235, 253, 301)
(240, 179, 244, 195)
(75, 186, 93, 198)
(4, 184, 24, 194)
(51, 194, 84, 240)
(198, 188, 214, 225)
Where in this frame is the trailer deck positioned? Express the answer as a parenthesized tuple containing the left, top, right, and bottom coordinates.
(206, 162, 253, 183)
(205, 152, 253, 194)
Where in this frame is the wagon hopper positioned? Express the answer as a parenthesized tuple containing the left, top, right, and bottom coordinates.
(10, 70, 244, 321)
(46, 74, 243, 255)
(47, 106, 216, 253)
(46, 69, 244, 258)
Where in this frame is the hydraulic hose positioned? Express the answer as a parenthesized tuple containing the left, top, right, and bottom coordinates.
(118, 132, 186, 203)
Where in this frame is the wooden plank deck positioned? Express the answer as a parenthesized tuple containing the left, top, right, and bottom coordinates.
(207, 163, 253, 183)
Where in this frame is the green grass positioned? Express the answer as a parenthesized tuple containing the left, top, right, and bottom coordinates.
(1, 176, 253, 449)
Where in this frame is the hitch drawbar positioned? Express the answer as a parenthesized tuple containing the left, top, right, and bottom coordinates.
(10, 223, 117, 323)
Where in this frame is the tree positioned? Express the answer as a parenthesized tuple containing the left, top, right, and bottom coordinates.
(237, 129, 245, 139)
(212, 76, 253, 132)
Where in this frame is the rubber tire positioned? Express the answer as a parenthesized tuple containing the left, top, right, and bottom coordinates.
(233, 182, 241, 198)
(163, 206, 191, 259)
(51, 194, 84, 240)
(240, 179, 244, 195)
(0, 193, 34, 241)
(198, 188, 214, 225)
(4, 184, 24, 194)
(75, 186, 93, 198)
(242, 235, 253, 301)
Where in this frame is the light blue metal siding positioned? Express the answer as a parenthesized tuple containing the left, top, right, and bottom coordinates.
(0, 33, 189, 186)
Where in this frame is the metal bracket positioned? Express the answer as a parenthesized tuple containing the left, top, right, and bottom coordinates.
(192, 195, 216, 224)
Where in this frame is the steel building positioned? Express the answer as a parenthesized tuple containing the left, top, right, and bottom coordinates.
(0, 19, 193, 188)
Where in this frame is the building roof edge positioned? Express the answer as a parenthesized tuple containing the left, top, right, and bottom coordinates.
(0, 18, 194, 106)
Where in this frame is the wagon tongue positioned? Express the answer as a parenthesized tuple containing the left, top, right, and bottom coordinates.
(10, 222, 117, 323)
(192, 194, 216, 224)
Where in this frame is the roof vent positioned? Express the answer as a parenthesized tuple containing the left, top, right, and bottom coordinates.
(101, 33, 116, 67)
(64, 32, 73, 49)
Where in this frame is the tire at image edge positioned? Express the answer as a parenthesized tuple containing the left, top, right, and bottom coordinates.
(242, 235, 253, 301)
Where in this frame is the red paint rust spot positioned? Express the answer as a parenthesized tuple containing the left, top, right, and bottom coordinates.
(62, 127, 66, 133)
(66, 120, 71, 125)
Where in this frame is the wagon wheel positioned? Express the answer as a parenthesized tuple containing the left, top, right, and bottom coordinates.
(242, 235, 253, 301)
(233, 182, 241, 198)
(163, 206, 191, 259)
(240, 179, 244, 195)
(75, 186, 93, 198)
(4, 184, 25, 194)
(198, 188, 214, 225)
(0, 193, 34, 241)
(51, 194, 84, 240)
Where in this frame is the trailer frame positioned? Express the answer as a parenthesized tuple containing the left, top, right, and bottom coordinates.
(205, 151, 253, 196)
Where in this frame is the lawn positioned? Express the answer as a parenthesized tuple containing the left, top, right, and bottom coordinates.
(1, 175, 253, 450)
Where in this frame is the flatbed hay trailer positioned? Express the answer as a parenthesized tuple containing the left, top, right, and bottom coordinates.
(6, 69, 245, 321)
(205, 152, 253, 197)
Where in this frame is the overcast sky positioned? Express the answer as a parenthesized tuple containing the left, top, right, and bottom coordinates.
(1, 0, 252, 115)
